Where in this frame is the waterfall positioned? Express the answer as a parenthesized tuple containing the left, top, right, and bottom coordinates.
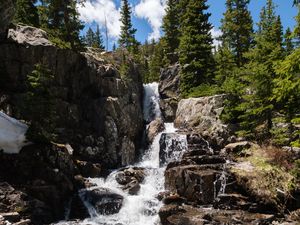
(56, 82, 187, 225)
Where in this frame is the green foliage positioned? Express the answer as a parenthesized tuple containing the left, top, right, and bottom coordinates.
(84, 26, 105, 49)
(186, 84, 219, 98)
(39, 0, 84, 50)
(220, 0, 253, 66)
(22, 64, 57, 143)
(14, 0, 39, 27)
(119, 0, 139, 53)
(148, 41, 164, 83)
(161, 0, 180, 64)
(178, 0, 215, 97)
(284, 27, 294, 54)
(293, 5, 300, 46)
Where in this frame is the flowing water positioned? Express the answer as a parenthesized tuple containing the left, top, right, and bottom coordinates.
(57, 82, 188, 225)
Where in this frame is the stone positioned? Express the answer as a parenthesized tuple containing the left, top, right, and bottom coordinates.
(221, 141, 254, 156)
(175, 95, 229, 148)
(121, 136, 136, 166)
(8, 25, 53, 46)
(146, 118, 165, 143)
(159, 63, 180, 122)
(0, 212, 20, 223)
(159, 133, 187, 167)
(76, 161, 102, 178)
(82, 188, 123, 215)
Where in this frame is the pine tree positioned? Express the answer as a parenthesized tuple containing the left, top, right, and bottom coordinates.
(118, 0, 138, 51)
(85, 27, 95, 47)
(148, 41, 164, 83)
(220, 0, 253, 66)
(284, 27, 294, 54)
(178, 0, 214, 97)
(92, 25, 105, 50)
(14, 0, 39, 27)
(43, 0, 84, 49)
(237, 0, 284, 138)
(294, 4, 300, 46)
(161, 0, 180, 64)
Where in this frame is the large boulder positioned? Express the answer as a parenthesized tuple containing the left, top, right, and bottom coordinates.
(159, 64, 180, 122)
(81, 188, 123, 215)
(175, 95, 229, 148)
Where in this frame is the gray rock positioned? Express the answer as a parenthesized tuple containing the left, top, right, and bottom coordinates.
(159, 63, 180, 122)
(8, 25, 53, 46)
(82, 188, 123, 215)
(175, 95, 229, 148)
(146, 118, 165, 143)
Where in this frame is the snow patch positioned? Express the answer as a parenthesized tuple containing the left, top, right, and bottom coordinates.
(0, 111, 29, 154)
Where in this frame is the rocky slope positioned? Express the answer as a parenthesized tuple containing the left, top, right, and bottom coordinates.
(0, 24, 144, 224)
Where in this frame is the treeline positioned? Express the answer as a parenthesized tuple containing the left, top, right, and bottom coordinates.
(155, 0, 300, 146)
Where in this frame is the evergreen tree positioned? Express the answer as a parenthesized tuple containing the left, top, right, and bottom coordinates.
(85, 27, 95, 47)
(148, 41, 164, 83)
(43, 0, 84, 49)
(237, 0, 284, 138)
(118, 0, 138, 51)
(14, 0, 39, 27)
(284, 27, 294, 54)
(220, 0, 253, 66)
(294, 4, 300, 46)
(92, 25, 105, 50)
(161, 0, 180, 64)
(178, 0, 214, 97)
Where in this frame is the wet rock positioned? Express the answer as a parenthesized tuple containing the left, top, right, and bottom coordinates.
(82, 188, 123, 215)
(76, 160, 102, 178)
(163, 194, 186, 205)
(159, 133, 187, 166)
(115, 167, 145, 195)
(165, 165, 223, 204)
(175, 95, 229, 148)
(0, 212, 20, 223)
(69, 193, 89, 220)
(146, 118, 165, 143)
(120, 136, 136, 166)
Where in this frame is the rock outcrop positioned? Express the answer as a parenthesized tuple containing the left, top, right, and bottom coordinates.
(175, 95, 229, 148)
(159, 64, 180, 122)
(0, 24, 144, 168)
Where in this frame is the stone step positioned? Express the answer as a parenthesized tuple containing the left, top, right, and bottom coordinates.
(185, 155, 226, 165)
(183, 149, 211, 158)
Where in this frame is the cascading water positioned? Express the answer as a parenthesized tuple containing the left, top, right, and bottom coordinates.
(56, 82, 187, 225)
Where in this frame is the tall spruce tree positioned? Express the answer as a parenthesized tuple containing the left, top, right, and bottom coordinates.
(85, 27, 95, 47)
(294, 4, 300, 46)
(43, 0, 83, 49)
(14, 0, 39, 27)
(93, 25, 105, 50)
(178, 0, 214, 97)
(237, 0, 284, 138)
(284, 27, 294, 54)
(161, 0, 180, 64)
(220, 0, 253, 66)
(119, 0, 138, 51)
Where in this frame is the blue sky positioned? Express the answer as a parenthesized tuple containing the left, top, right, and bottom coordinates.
(78, 0, 298, 49)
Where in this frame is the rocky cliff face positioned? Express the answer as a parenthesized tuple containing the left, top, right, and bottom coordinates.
(158, 64, 180, 122)
(0, 25, 144, 169)
(175, 94, 230, 148)
(0, 0, 15, 39)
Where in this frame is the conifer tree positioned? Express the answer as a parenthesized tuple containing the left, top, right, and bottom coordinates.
(237, 0, 284, 138)
(93, 25, 105, 50)
(178, 0, 214, 97)
(294, 4, 300, 46)
(43, 0, 84, 49)
(85, 27, 95, 47)
(148, 41, 164, 83)
(161, 0, 180, 64)
(220, 0, 253, 66)
(14, 0, 39, 27)
(118, 0, 138, 51)
(284, 27, 294, 54)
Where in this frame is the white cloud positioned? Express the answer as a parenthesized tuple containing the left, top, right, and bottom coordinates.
(134, 0, 167, 41)
(211, 28, 222, 47)
(77, 0, 121, 39)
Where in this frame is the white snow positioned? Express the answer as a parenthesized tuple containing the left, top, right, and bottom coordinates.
(0, 111, 28, 154)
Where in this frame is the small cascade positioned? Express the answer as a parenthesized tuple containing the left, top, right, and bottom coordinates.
(56, 82, 188, 225)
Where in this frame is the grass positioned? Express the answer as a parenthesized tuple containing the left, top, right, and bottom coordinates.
(230, 146, 296, 212)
